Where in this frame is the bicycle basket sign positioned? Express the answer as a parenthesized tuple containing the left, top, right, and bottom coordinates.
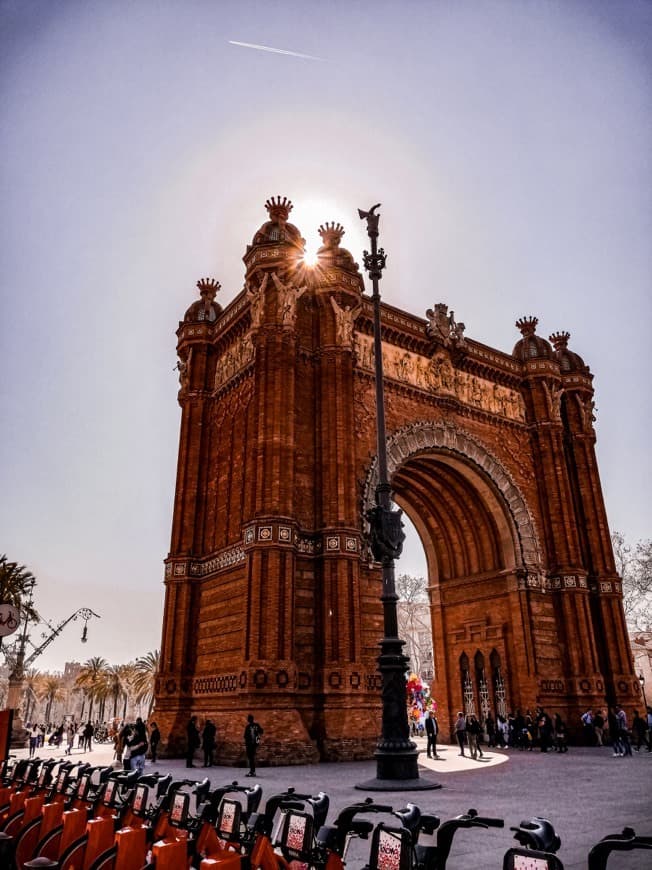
(0, 604, 20, 637)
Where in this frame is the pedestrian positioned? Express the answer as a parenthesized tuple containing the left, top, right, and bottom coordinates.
(553, 713, 568, 752)
(538, 708, 553, 752)
(128, 718, 148, 774)
(496, 715, 508, 748)
(646, 707, 652, 751)
(581, 708, 595, 745)
(122, 726, 133, 770)
(425, 711, 440, 759)
(202, 718, 217, 767)
(608, 707, 624, 756)
(83, 721, 94, 752)
(454, 711, 467, 756)
(29, 723, 39, 758)
(65, 723, 75, 755)
(244, 713, 263, 776)
(616, 706, 632, 756)
(632, 710, 647, 751)
(467, 715, 484, 759)
(593, 709, 605, 746)
(485, 713, 496, 748)
(149, 721, 161, 763)
(186, 715, 200, 768)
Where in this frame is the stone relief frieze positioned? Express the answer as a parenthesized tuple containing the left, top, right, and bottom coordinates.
(354, 333, 525, 421)
(214, 335, 255, 391)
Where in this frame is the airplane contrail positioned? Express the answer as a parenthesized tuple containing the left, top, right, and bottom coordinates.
(228, 40, 322, 61)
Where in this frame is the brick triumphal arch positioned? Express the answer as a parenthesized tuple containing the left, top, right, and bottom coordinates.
(156, 197, 637, 762)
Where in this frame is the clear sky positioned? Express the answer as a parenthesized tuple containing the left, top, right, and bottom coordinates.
(1, 0, 650, 673)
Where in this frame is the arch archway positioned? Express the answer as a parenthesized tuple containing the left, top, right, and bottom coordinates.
(362, 421, 546, 734)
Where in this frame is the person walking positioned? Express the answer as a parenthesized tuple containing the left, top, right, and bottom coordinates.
(65, 723, 75, 755)
(129, 718, 148, 774)
(425, 711, 440, 759)
(581, 708, 595, 745)
(632, 710, 647, 751)
(616, 706, 632, 756)
(149, 722, 161, 763)
(244, 714, 263, 776)
(593, 709, 605, 746)
(485, 713, 496, 748)
(83, 721, 94, 752)
(467, 715, 484, 759)
(202, 718, 217, 767)
(553, 713, 568, 752)
(608, 707, 625, 756)
(538, 708, 553, 752)
(186, 715, 200, 768)
(28, 723, 39, 758)
(454, 712, 467, 756)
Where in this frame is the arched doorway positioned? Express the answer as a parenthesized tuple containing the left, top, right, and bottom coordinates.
(362, 421, 546, 737)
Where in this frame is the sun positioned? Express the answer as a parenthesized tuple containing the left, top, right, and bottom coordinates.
(301, 244, 320, 267)
(291, 196, 365, 268)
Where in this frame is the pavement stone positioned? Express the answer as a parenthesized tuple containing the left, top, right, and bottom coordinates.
(9, 738, 652, 869)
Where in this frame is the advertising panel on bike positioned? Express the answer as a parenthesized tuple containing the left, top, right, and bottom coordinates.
(283, 811, 310, 856)
(505, 851, 558, 870)
(103, 780, 117, 806)
(77, 773, 91, 799)
(217, 798, 240, 838)
(132, 784, 148, 814)
(513, 857, 552, 870)
(170, 792, 189, 827)
(370, 825, 412, 870)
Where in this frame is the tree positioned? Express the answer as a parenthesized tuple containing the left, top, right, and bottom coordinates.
(396, 574, 434, 679)
(23, 668, 42, 723)
(40, 675, 64, 723)
(0, 554, 38, 620)
(612, 532, 652, 632)
(105, 665, 130, 720)
(396, 573, 428, 603)
(75, 657, 108, 722)
(132, 650, 159, 718)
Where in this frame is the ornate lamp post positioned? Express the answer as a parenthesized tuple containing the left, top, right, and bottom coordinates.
(356, 204, 439, 790)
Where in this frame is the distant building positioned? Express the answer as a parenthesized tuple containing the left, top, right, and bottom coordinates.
(631, 632, 652, 709)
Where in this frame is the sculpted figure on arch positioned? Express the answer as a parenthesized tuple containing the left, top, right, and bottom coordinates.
(246, 272, 268, 330)
(330, 296, 362, 346)
(272, 272, 307, 327)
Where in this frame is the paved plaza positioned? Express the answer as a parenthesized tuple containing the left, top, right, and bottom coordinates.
(10, 737, 652, 869)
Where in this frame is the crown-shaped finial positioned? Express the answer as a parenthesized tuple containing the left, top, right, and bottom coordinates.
(549, 331, 570, 350)
(196, 278, 221, 298)
(265, 196, 293, 224)
(318, 222, 345, 248)
(515, 316, 538, 336)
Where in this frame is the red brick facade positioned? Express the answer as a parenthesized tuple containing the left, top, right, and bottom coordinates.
(155, 198, 638, 762)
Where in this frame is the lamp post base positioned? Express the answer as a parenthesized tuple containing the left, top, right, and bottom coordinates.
(356, 747, 442, 791)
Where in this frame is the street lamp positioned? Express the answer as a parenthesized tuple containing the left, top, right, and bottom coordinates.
(639, 673, 648, 710)
(356, 204, 439, 791)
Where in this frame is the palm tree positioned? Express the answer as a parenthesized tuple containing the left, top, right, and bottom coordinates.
(0, 554, 37, 620)
(23, 668, 42, 723)
(132, 650, 159, 718)
(41, 675, 64, 724)
(105, 665, 131, 720)
(75, 656, 108, 722)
